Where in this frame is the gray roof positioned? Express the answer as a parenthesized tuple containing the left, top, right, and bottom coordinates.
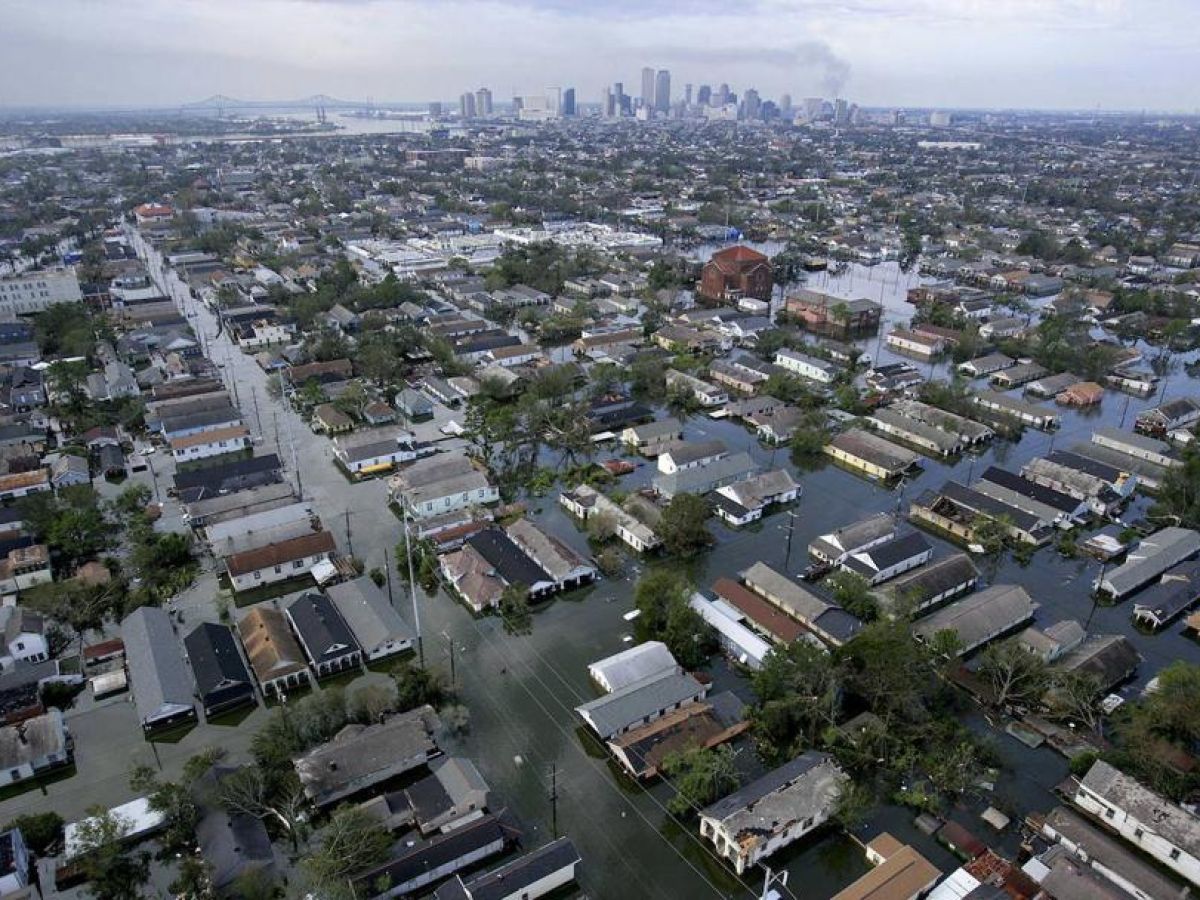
(701, 751, 845, 837)
(575, 671, 705, 740)
(1041, 806, 1188, 900)
(325, 576, 415, 654)
(653, 450, 756, 498)
(1098, 527, 1200, 598)
(810, 512, 895, 562)
(457, 837, 580, 900)
(661, 439, 728, 466)
(882, 553, 978, 608)
(1079, 760, 1200, 857)
(827, 428, 921, 473)
(912, 584, 1036, 655)
(294, 706, 440, 803)
(588, 641, 678, 693)
(121, 606, 195, 725)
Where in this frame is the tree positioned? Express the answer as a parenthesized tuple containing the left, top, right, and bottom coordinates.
(838, 619, 937, 727)
(657, 493, 712, 558)
(71, 807, 150, 900)
(393, 662, 447, 711)
(216, 765, 309, 851)
(301, 806, 393, 900)
(661, 745, 741, 816)
(633, 570, 715, 668)
(499, 583, 532, 634)
(752, 641, 842, 761)
(4, 811, 64, 855)
(1046, 670, 1105, 735)
(347, 680, 400, 723)
(978, 639, 1048, 708)
(825, 571, 878, 621)
(1151, 449, 1200, 530)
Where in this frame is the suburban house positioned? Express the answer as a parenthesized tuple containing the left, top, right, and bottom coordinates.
(912, 584, 1037, 656)
(653, 450, 756, 500)
(868, 407, 963, 456)
(505, 518, 597, 592)
(831, 834, 942, 900)
(878, 553, 979, 616)
(825, 429, 921, 481)
(712, 469, 801, 527)
(368, 755, 491, 836)
(958, 353, 1015, 378)
(1131, 560, 1200, 631)
(559, 484, 660, 553)
(236, 606, 312, 698)
(839, 532, 932, 585)
(0, 607, 49, 669)
(810, 513, 896, 565)
(285, 593, 363, 679)
(620, 420, 682, 457)
(332, 431, 433, 477)
(886, 328, 945, 359)
(121, 606, 196, 732)
(698, 245, 772, 302)
(1071, 760, 1200, 887)
(689, 593, 772, 670)
(588, 642, 678, 694)
(224, 530, 337, 592)
(293, 705, 441, 807)
(1095, 527, 1200, 600)
(774, 348, 837, 383)
(193, 766, 277, 892)
(326, 577, 415, 661)
(168, 425, 251, 463)
(0, 710, 73, 790)
(431, 837, 580, 900)
(183, 622, 257, 717)
(664, 369, 728, 407)
(390, 455, 500, 523)
(575, 670, 708, 741)
(657, 440, 728, 475)
(741, 561, 864, 647)
(0, 470, 50, 502)
(1134, 396, 1200, 438)
(608, 692, 748, 780)
(699, 751, 847, 875)
(709, 356, 771, 394)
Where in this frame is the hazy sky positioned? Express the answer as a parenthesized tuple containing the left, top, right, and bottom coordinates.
(1, 0, 1197, 111)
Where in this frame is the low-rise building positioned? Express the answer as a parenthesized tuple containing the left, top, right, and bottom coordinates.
(699, 751, 847, 875)
(665, 369, 728, 407)
(169, 424, 252, 462)
(588, 641, 678, 693)
(620, 420, 681, 457)
(294, 706, 440, 807)
(912, 584, 1037, 655)
(712, 469, 800, 527)
(184, 622, 256, 718)
(774, 348, 837, 383)
(0, 710, 72, 789)
(559, 484, 660, 552)
(840, 532, 932, 585)
(1072, 760, 1200, 887)
(1095, 527, 1200, 600)
(810, 513, 896, 565)
(225, 530, 337, 592)
(742, 561, 863, 647)
(575, 670, 707, 741)
(831, 834, 942, 900)
(825, 429, 920, 481)
(327, 577, 415, 661)
(285, 592, 363, 679)
(236, 606, 312, 698)
(432, 837, 580, 900)
(121, 606, 196, 731)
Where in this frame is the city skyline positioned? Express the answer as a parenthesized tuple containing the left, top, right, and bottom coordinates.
(2, 0, 1199, 113)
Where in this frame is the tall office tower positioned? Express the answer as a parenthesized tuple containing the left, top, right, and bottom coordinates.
(696, 84, 711, 106)
(834, 97, 849, 125)
(716, 83, 730, 106)
(548, 87, 561, 116)
(684, 83, 693, 106)
(641, 67, 656, 110)
(780, 93, 792, 116)
(475, 87, 493, 116)
(512, 95, 524, 113)
(459, 92, 476, 119)
(428, 101, 443, 117)
(654, 69, 671, 112)
(562, 87, 576, 117)
(802, 97, 824, 121)
(603, 87, 615, 117)
(742, 88, 761, 120)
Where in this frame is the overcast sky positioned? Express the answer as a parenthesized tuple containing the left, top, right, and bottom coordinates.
(2, 0, 1197, 112)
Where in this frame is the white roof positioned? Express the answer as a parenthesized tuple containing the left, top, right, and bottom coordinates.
(926, 868, 982, 900)
(587, 641, 677, 693)
(65, 797, 165, 859)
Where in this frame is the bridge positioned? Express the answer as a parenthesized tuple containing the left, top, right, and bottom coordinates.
(180, 94, 416, 114)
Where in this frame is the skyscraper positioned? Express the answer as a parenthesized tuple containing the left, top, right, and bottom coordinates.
(742, 88, 761, 120)
(562, 87, 575, 117)
(780, 93, 793, 116)
(474, 88, 493, 116)
(685, 83, 693, 106)
(654, 70, 671, 113)
(716, 83, 730, 106)
(459, 92, 476, 119)
(603, 87, 615, 117)
(697, 84, 711, 106)
(834, 98, 849, 125)
(641, 67, 656, 110)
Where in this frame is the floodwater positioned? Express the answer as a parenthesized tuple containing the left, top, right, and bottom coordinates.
(449, 260, 1200, 898)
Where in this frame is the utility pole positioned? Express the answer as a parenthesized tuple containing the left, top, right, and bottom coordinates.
(250, 385, 263, 436)
(549, 763, 558, 839)
(345, 508, 354, 557)
(442, 631, 456, 689)
(783, 511, 797, 570)
(403, 504, 424, 667)
(383, 546, 395, 607)
(285, 406, 302, 499)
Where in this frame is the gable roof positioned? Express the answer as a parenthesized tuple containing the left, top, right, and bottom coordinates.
(236, 606, 308, 684)
(121, 606, 194, 723)
(285, 593, 360, 663)
(183, 622, 253, 699)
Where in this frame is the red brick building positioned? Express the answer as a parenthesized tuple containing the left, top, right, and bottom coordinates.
(698, 246, 773, 303)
